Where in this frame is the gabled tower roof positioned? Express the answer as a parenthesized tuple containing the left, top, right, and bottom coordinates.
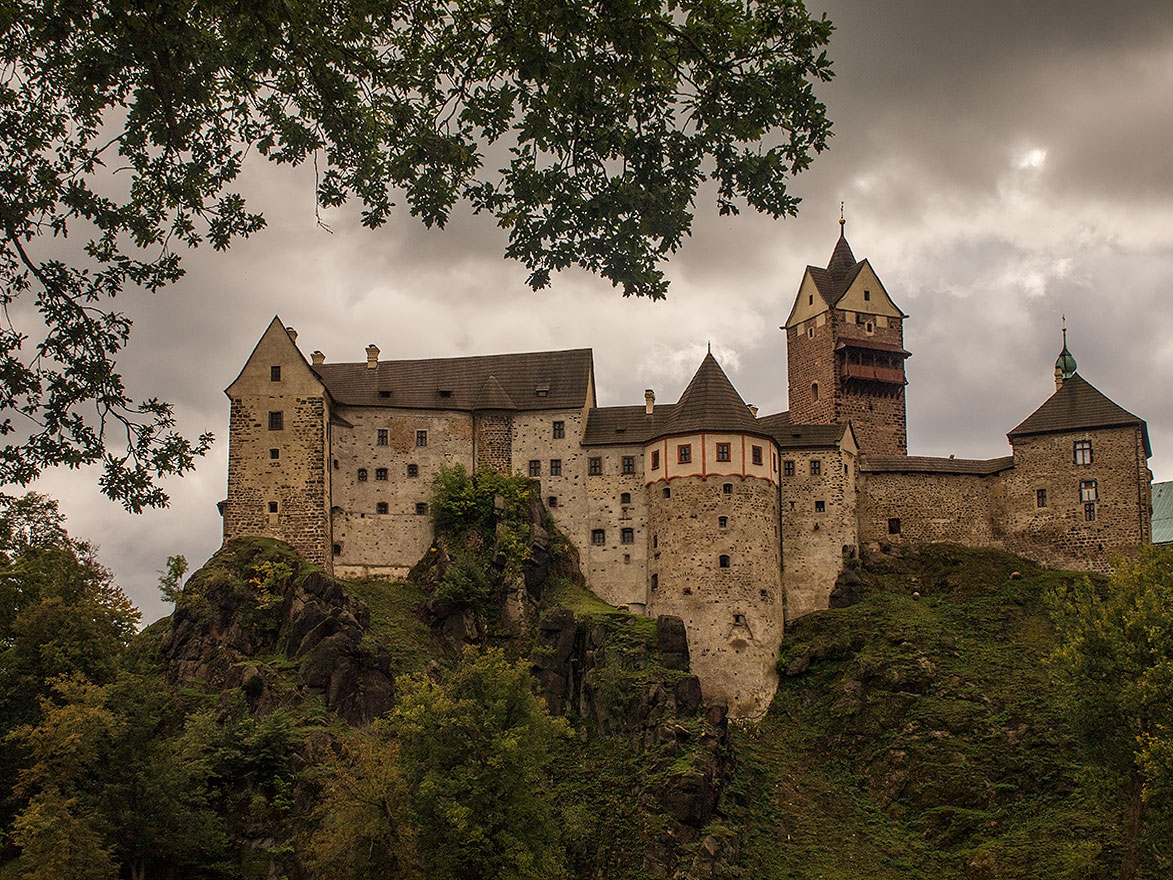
(660, 353, 762, 436)
(1008, 373, 1151, 456)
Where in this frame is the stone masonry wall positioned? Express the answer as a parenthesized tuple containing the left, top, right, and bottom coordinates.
(857, 471, 998, 550)
(646, 473, 783, 718)
(786, 317, 836, 426)
(781, 446, 857, 620)
(330, 408, 474, 579)
(832, 312, 906, 455)
(580, 445, 648, 609)
(475, 412, 513, 473)
(510, 409, 591, 564)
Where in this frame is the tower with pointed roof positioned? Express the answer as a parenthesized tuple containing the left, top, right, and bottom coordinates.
(783, 219, 909, 455)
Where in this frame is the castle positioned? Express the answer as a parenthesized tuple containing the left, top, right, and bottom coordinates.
(222, 223, 1154, 717)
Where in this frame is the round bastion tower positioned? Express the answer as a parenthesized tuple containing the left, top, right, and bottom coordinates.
(644, 353, 784, 718)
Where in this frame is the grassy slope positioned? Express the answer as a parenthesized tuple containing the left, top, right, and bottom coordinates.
(724, 544, 1121, 880)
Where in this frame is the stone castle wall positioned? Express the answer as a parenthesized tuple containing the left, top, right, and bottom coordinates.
(786, 317, 837, 426)
(857, 470, 1000, 550)
(580, 445, 649, 609)
(832, 313, 907, 455)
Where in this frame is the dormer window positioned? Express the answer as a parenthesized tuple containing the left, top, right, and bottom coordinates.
(535, 385, 550, 397)
(438, 389, 452, 398)
(379, 390, 391, 399)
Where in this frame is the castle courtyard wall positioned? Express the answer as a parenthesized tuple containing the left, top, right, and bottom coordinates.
(857, 470, 999, 551)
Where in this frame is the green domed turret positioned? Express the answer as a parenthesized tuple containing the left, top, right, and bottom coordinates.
(1054, 325, 1077, 390)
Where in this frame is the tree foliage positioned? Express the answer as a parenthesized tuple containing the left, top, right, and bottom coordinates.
(1050, 546, 1173, 879)
(0, 0, 833, 510)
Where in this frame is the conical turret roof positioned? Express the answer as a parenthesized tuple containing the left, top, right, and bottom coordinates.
(659, 353, 761, 436)
(826, 225, 858, 286)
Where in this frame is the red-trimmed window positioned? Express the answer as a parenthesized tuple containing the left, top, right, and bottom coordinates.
(751, 445, 763, 466)
(678, 444, 692, 464)
(716, 443, 731, 462)
(651, 450, 660, 470)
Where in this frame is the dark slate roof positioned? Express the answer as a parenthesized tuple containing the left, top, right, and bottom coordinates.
(1152, 481, 1173, 545)
(756, 411, 848, 449)
(835, 337, 911, 357)
(660, 353, 763, 436)
(312, 348, 592, 411)
(860, 455, 1015, 476)
(827, 229, 858, 285)
(582, 405, 678, 446)
(1007, 373, 1151, 456)
(807, 261, 866, 307)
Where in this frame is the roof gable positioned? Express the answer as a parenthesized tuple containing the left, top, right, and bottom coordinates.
(836, 260, 905, 318)
(225, 316, 324, 398)
(1007, 373, 1150, 456)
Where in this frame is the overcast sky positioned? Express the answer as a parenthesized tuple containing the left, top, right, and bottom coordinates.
(27, 0, 1173, 623)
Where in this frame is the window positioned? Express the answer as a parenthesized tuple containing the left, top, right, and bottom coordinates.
(811, 382, 819, 402)
(808, 294, 814, 305)
(548, 496, 558, 508)
(268, 501, 278, 513)
(723, 483, 733, 495)
(810, 460, 822, 476)
(716, 443, 731, 462)
(653, 534, 658, 549)
(375, 468, 388, 481)
(815, 500, 826, 513)
(888, 517, 901, 535)
(733, 613, 746, 625)
(1080, 480, 1098, 502)
(807, 327, 814, 338)
(270, 365, 281, 381)
(379, 390, 391, 399)
(1074, 440, 1093, 465)
(438, 389, 452, 398)
(624, 554, 631, 564)
(1085, 502, 1097, 522)
(783, 460, 795, 477)
(719, 555, 731, 568)
(589, 457, 602, 475)
(864, 289, 871, 301)
(856, 312, 865, 324)
(662, 487, 671, 498)
(332, 543, 342, 555)
(415, 502, 428, 515)
(529, 460, 541, 477)
(1036, 488, 1048, 508)
(651, 573, 658, 590)
(357, 468, 369, 482)
(553, 420, 565, 438)
(622, 456, 635, 474)
(621, 528, 634, 544)
(591, 529, 606, 545)
(373, 429, 386, 446)
(752, 445, 763, 466)
(620, 492, 631, 504)
(416, 430, 428, 447)
(269, 448, 279, 460)
(268, 411, 284, 431)
(376, 502, 388, 514)
(678, 444, 692, 464)
(549, 459, 562, 476)
(651, 450, 660, 470)
(407, 464, 419, 478)
(718, 516, 728, 528)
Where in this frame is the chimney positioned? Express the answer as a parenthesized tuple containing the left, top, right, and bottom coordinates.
(285, 327, 297, 344)
(311, 350, 325, 366)
(644, 389, 655, 415)
(747, 404, 758, 418)
(366, 344, 380, 370)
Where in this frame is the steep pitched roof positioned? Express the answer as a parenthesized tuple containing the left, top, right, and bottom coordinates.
(859, 455, 1015, 476)
(660, 353, 762, 436)
(312, 348, 592, 412)
(756, 411, 849, 449)
(1152, 481, 1173, 545)
(582, 405, 678, 446)
(1007, 373, 1151, 456)
(826, 229, 857, 285)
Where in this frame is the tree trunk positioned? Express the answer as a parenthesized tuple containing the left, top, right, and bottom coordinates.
(1119, 767, 1145, 880)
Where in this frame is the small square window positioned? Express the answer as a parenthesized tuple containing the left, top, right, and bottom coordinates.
(269, 448, 279, 460)
(620, 492, 631, 504)
(268, 501, 278, 514)
(678, 444, 691, 464)
(415, 502, 428, 516)
(815, 500, 826, 513)
(752, 445, 763, 466)
(553, 421, 565, 439)
(719, 555, 731, 568)
(270, 365, 281, 381)
(810, 459, 822, 476)
(591, 529, 605, 545)
(1080, 480, 1098, 503)
(1084, 502, 1096, 522)
(622, 456, 635, 474)
(376, 502, 388, 514)
(357, 468, 368, 482)
(550, 459, 562, 476)
(407, 464, 419, 478)
(268, 411, 284, 431)
(888, 517, 901, 535)
(718, 516, 728, 528)
(716, 443, 731, 462)
(589, 457, 602, 475)
(375, 468, 387, 481)
(529, 459, 541, 477)
(723, 483, 733, 495)
(1036, 488, 1048, 508)
(1074, 440, 1093, 465)
(416, 430, 428, 447)
(332, 543, 342, 555)
(548, 496, 558, 508)
(621, 528, 634, 544)
(377, 429, 388, 446)
(651, 451, 660, 470)
(663, 487, 671, 499)
(783, 460, 795, 477)
(378, 390, 392, 399)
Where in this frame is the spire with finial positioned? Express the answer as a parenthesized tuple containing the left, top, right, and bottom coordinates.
(827, 202, 856, 283)
(1054, 314, 1077, 390)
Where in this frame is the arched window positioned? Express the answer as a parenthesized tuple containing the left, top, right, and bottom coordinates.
(811, 382, 820, 402)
